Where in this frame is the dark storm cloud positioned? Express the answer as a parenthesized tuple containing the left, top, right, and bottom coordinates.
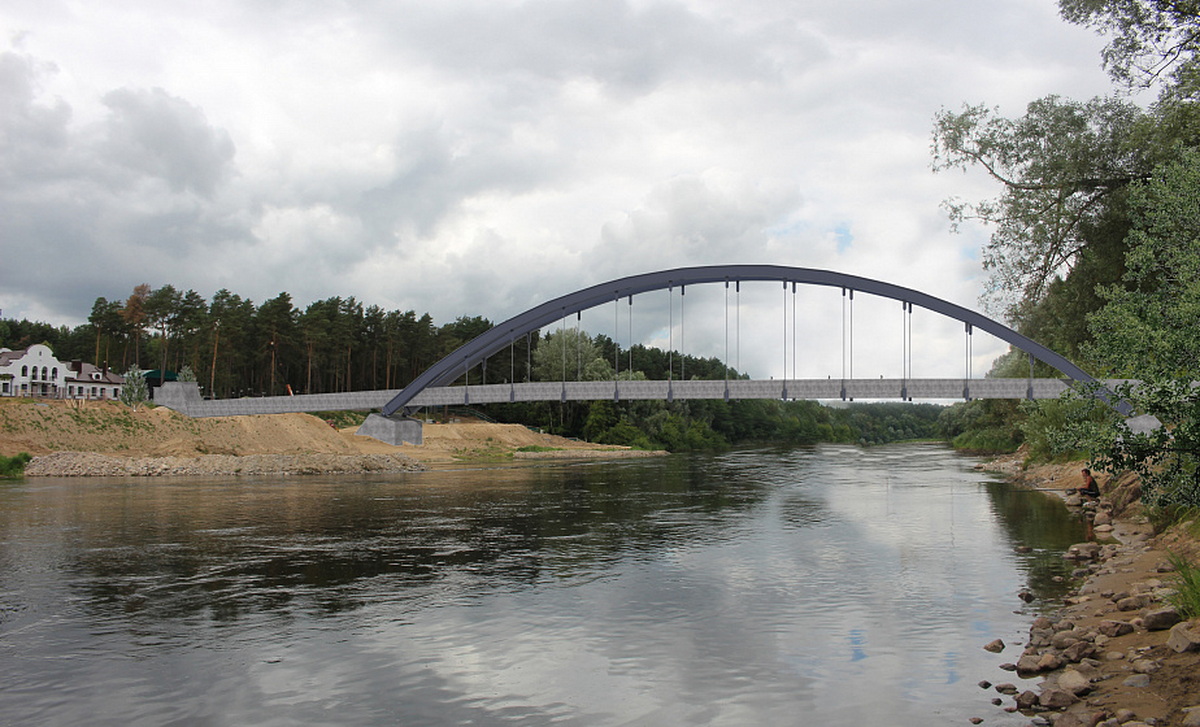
(100, 87, 235, 198)
(0, 51, 247, 318)
(0, 50, 72, 185)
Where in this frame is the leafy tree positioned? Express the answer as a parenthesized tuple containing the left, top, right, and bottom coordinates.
(1087, 147, 1200, 378)
(173, 289, 209, 375)
(931, 95, 1148, 317)
(1060, 0, 1200, 92)
(118, 366, 148, 411)
(88, 297, 124, 369)
(144, 284, 181, 382)
(209, 289, 255, 397)
(255, 292, 298, 396)
(1056, 150, 1200, 507)
(121, 284, 151, 367)
(532, 328, 612, 383)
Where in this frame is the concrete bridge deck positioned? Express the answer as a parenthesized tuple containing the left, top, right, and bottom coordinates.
(155, 378, 1128, 418)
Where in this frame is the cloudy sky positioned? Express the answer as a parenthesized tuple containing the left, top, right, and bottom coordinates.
(1, 1, 1117, 379)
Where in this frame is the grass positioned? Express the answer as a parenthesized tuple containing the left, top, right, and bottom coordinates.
(313, 410, 369, 428)
(1166, 551, 1200, 619)
(515, 445, 562, 453)
(0, 452, 32, 477)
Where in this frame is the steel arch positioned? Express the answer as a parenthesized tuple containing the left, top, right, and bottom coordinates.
(381, 265, 1121, 416)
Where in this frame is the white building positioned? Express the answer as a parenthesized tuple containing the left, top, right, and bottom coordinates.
(0, 344, 125, 400)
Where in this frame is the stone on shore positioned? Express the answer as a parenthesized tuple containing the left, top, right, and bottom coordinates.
(1097, 620, 1134, 638)
(1036, 651, 1064, 672)
(983, 638, 1005, 653)
(1016, 654, 1044, 676)
(1142, 606, 1181, 631)
(1122, 673, 1151, 688)
(1116, 594, 1152, 611)
(1056, 668, 1092, 695)
(1166, 620, 1200, 653)
(1038, 688, 1078, 709)
(1065, 542, 1101, 561)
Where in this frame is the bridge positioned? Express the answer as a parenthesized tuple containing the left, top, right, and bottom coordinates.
(155, 265, 1132, 444)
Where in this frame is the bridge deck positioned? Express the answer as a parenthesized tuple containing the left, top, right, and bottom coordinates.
(155, 379, 1129, 418)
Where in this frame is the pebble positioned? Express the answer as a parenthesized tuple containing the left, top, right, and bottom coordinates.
(1122, 673, 1151, 688)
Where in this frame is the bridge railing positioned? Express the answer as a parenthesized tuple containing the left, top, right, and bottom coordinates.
(155, 379, 1138, 418)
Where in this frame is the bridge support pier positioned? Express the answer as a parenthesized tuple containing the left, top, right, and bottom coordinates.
(357, 413, 424, 446)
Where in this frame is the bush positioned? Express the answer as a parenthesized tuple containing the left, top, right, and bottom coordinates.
(951, 427, 1022, 454)
(1166, 552, 1200, 619)
(0, 452, 32, 477)
(1018, 399, 1093, 462)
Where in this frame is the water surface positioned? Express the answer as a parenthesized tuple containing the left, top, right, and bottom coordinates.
(0, 443, 1085, 725)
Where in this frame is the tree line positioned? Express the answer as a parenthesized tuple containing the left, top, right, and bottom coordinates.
(0, 286, 947, 451)
(2, 286, 474, 398)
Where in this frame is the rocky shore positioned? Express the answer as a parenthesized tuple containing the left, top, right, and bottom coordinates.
(977, 459, 1200, 726)
(24, 451, 427, 477)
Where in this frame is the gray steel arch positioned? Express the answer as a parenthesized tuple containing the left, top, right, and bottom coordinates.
(382, 265, 1122, 416)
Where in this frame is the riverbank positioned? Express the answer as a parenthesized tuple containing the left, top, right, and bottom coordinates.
(980, 454, 1200, 726)
(0, 398, 664, 476)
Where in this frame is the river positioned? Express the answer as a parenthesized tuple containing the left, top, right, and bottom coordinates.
(0, 443, 1084, 725)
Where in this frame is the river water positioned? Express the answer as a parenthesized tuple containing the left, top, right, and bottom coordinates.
(0, 443, 1084, 726)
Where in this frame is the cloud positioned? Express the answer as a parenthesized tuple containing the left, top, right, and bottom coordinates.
(0, 0, 1115, 377)
(100, 86, 235, 197)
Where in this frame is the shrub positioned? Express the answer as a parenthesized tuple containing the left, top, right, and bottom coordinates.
(0, 452, 32, 477)
(1165, 551, 1200, 619)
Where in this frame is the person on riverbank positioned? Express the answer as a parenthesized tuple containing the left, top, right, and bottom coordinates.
(1075, 468, 1100, 499)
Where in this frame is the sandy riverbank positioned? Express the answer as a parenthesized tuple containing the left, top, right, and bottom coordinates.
(0, 398, 664, 476)
(978, 454, 1200, 726)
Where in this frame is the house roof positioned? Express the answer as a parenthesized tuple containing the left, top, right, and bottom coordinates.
(65, 362, 125, 385)
(0, 348, 27, 366)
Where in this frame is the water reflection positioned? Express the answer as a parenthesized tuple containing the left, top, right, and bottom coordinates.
(0, 445, 1082, 726)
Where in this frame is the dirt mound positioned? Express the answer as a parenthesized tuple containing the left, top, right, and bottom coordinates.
(0, 399, 661, 470)
(0, 398, 358, 458)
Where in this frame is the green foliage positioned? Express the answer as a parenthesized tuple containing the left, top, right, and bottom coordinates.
(118, 366, 148, 411)
(1058, 379, 1200, 508)
(1059, 0, 1200, 93)
(594, 419, 659, 451)
(1050, 151, 1200, 509)
(1087, 148, 1200, 379)
(314, 410, 369, 429)
(532, 328, 612, 383)
(177, 365, 197, 382)
(0, 452, 32, 477)
(937, 399, 1023, 453)
(1165, 552, 1200, 620)
(931, 95, 1148, 316)
(1018, 399, 1095, 462)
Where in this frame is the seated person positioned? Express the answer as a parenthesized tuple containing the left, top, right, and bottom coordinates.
(1076, 468, 1101, 499)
